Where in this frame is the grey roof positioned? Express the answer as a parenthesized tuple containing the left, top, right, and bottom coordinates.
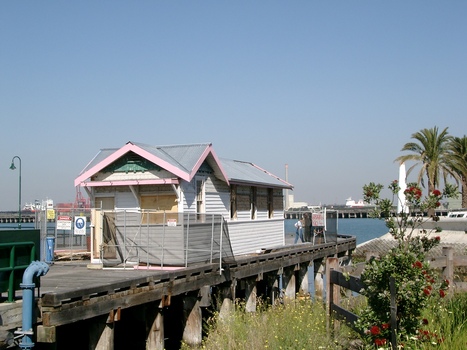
(133, 142, 212, 173)
(78, 142, 292, 189)
(220, 158, 292, 189)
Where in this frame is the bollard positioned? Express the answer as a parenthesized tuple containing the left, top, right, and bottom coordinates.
(45, 237, 55, 264)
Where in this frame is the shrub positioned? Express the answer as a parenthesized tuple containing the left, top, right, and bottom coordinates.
(356, 181, 456, 347)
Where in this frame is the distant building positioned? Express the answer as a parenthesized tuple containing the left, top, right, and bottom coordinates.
(75, 142, 293, 264)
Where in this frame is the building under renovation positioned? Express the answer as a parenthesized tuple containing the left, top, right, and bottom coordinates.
(74, 142, 293, 267)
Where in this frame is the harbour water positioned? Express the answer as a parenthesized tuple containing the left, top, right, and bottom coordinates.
(284, 217, 388, 245)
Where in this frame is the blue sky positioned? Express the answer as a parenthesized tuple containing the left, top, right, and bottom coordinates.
(1, 1, 466, 211)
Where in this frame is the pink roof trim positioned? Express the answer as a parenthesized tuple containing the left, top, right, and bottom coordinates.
(251, 163, 293, 188)
(189, 145, 230, 185)
(74, 142, 230, 187)
(74, 142, 191, 186)
(78, 179, 180, 187)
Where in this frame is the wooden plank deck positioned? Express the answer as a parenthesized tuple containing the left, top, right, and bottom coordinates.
(1, 236, 357, 332)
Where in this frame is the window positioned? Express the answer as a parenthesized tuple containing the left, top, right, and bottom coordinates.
(268, 188, 274, 218)
(250, 187, 257, 220)
(230, 185, 237, 219)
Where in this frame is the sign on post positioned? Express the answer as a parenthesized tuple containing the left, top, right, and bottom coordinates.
(74, 216, 86, 236)
(312, 212, 325, 227)
(57, 215, 72, 230)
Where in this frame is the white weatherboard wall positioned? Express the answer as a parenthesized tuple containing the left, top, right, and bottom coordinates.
(181, 174, 230, 215)
(115, 191, 139, 209)
(227, 219, 284, 256)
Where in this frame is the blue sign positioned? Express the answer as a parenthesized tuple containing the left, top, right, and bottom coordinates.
(74, 216, 87, 235)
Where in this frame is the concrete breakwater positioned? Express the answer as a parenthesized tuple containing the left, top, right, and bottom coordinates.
(354, 229, 467, 259)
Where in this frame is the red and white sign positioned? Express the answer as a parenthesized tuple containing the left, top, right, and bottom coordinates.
(312, 213, 325, 227)
(167, 219, 177, 227)
(57, 215, 72, 230)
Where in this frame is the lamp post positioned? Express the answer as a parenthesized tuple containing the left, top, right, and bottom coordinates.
(10, 156, 22, 229)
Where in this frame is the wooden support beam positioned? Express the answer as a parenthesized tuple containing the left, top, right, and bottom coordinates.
(218, 281, 235, 322)
(182, 294, 202, 346)
(298, 263, 309, 296)
(36, 325, 56, 344)
(146, 301, 164, 350)
(282, 266, 296, 302)
(89, 315, 114, 350)
(245, 277, 257, 312)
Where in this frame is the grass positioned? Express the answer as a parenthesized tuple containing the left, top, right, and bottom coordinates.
(181, 296, 356, 350)
(180, 290, 467, 350)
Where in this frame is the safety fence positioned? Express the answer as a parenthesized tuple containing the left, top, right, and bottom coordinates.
(98, 210, 235, 269)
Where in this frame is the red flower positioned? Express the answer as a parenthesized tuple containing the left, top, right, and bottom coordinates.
(374, 338, 387, 346)
(432, 189, 441, 196)
(422, 318, 429, 325)
(436, 201, 441, 207)
(440, 289, 446, 298)
(370, 325, 381, 335)
(435, 236, 441, 241)
(413, 261, 423, 268)
(423, 288, 431, 296)
(382, 323, 390, 330)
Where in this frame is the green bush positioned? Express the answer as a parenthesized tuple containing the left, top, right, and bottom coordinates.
(355, 181, 455, 348)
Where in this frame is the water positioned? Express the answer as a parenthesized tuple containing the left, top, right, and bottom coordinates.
(285, 217, 388, 245)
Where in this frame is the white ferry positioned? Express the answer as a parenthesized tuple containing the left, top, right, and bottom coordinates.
(446, 209, 467, 218)
(420, 208, 467, 231)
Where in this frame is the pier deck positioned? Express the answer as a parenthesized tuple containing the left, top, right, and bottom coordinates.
(1, 235, 356, 349)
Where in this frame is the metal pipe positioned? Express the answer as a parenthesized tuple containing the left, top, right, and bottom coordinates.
(15, 261, 50, 350)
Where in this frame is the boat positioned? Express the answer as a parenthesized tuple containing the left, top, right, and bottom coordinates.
(345, 197, 366, 208)
(446, 209, 467, 218)
(419, 208, 467, 231)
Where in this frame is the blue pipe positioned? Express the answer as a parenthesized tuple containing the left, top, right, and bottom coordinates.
(15, 261, 49, 350)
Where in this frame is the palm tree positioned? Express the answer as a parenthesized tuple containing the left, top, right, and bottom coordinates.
(447, 136, 467, 208)
(395, 126, 453, 214)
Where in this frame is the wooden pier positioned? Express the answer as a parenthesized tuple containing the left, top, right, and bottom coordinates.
(0, 235, 356, 350)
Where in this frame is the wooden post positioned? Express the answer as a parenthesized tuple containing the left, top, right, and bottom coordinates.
(282, 266, 296, 302)
(298, 263, 309, 297)
(89, 314, 114, 350)
(146, 301, 164, 350)
(245, 277, 257, 312)
(218, 281, 235, 322)
(313, 258, 324, 299)
(442, 246, 454, 285)
(182, 294, 202, 346)
(325, 257, 339, 334)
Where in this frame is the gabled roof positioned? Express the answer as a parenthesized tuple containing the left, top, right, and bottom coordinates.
(74, 141, 292, 190)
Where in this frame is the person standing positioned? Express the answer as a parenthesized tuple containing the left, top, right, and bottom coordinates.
(294, 218, 304, 244)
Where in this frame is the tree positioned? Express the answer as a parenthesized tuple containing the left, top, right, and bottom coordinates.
(395, 126, 454, 215)
(447, 136, 467, 208)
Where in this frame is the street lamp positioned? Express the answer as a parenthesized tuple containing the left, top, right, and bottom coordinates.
(10, 156, 22, 229)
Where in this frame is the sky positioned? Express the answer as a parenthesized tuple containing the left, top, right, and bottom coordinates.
(1, 1, 466, 211)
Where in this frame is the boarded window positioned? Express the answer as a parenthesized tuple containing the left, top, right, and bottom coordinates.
(141, 195, 178, 224)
